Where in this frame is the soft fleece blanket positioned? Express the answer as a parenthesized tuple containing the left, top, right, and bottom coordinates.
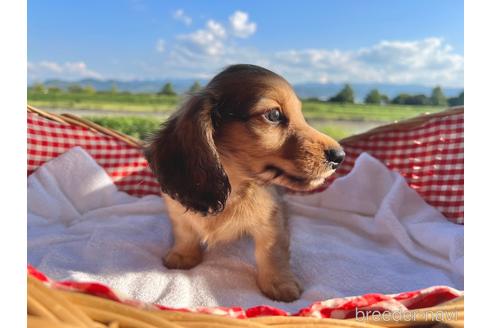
(27, 147, 463, 313)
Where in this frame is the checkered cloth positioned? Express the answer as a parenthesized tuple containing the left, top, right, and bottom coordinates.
(325, 109, 464, 224)
(27, 108, 463, 224)
(28, 112, 161, 197)
(27, 108, 464, 318)
(28, 265, 462, 319)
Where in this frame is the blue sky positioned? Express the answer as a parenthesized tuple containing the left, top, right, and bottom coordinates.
(28, 0, 464, 87)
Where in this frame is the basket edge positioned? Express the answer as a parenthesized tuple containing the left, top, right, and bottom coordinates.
(27, 104, 143, 149)
(340, 106, 464, 145)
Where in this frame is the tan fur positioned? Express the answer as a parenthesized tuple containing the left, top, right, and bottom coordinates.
(147, 64, 343, 302)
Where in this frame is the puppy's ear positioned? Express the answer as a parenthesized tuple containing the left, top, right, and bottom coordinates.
(144, 93, 230, 215)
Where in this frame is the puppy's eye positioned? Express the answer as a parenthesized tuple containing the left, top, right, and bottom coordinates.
(264, 108, 282, 123)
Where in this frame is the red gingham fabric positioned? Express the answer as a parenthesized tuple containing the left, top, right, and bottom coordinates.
(291, 108, 464, 224)
(338, 109, 464, 224)
(27, 109, 464, 318)
(27, 108, 464, 223)
(28, 112, 161, 197)
(28, 265, 462, 319)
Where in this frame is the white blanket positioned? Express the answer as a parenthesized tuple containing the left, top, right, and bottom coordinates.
(27, 147, 463, 313)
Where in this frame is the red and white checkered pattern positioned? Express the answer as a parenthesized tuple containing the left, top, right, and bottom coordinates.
(27, 108, 464, 223)
(27, 110, 464, 318)
(28, 112, 161, 197)
(334, 110, 464, 224)
(289, 110, 464, 224)
(28, 265, 462, 319)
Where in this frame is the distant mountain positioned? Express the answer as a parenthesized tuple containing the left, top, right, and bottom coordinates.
(39, 78, 463, 101)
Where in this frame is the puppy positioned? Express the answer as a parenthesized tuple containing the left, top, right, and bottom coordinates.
(145, 64, 344, 302)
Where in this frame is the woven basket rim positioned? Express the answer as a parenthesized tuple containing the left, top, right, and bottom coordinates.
(340, 106, 463, 144)
(27, 105, 143, 148)
(28, 273, 464, 327)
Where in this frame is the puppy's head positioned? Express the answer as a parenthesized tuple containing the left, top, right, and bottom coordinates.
(145, 64, 344, 215)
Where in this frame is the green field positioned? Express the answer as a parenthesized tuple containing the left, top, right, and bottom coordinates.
(87, 116, 162, 141)
(27, 91, 179, 112)
(301, 101, 440, 122)
(28, 91, 446, 141)
(28, 91, 443, 121)
(86, 116, 359, 141)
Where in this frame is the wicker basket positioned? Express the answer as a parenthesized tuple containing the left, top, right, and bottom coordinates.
(27, 105, 464, 328)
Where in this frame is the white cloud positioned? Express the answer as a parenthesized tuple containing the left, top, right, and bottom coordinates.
(173, 9, 192, 26)
(169, 11, 255, 61)
(28, 61, 102, 81)
(206, 20, 226, 38)
(229, 11, 256, 38)
(38, 61, 63, 73)
(175, 20, 227, 56)
(269, 38, 463, 87)
(64, 62, 101, 78)
(155, 37, 462, 87)
(31, 8, 461, 88)
(155, 39, 165, 53)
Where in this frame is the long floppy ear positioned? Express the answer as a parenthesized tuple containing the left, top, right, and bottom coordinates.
(144, 93, 231, 216)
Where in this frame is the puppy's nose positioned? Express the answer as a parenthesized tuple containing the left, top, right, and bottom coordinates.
(325, 148, 345, 169)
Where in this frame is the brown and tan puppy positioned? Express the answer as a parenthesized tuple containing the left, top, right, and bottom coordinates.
(145, 64, 344, 302)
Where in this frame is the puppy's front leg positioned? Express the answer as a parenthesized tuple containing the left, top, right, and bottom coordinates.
(164, 217, 203, 270)
(253, 213, 302, 302)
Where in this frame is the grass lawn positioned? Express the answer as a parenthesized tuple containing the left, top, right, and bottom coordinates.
(86, 116, 162, 141)
(28, 91, 446, 141)
(318, 125, 355, 141)
(28, 92, 179, 112)
(29, 92, 444, 122)
(85, 115, 356, 141)
(302, 101, 441, 122)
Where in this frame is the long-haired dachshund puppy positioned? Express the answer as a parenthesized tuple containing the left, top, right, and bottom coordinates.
(145, 64, 344, 302)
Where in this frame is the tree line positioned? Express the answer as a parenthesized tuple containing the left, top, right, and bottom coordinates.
(324, 84, 464, 107)
(28, 81, 464, 107)
(28, 81, 203, 96)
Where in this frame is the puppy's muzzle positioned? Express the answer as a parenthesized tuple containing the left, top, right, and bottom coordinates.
(325, 148, 345, 169)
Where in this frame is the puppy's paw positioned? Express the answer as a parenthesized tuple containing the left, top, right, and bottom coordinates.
(163, 249, 202, 270)
(257, 272, 302, 302)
